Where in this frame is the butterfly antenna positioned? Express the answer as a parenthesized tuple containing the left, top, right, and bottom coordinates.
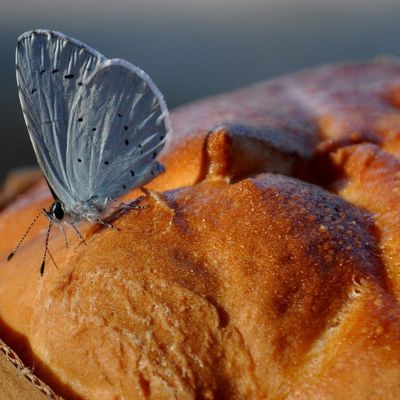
(7, 208, 46, 261)
(40, 220, 53, 276)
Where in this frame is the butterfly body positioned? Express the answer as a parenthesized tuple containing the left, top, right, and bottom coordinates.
(46, 198, 105, 224)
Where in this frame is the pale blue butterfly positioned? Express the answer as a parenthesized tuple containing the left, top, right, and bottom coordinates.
(9, 29, 170, 274)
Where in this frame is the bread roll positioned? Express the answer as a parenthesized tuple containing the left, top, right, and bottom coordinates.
(1, 59, 400, 399)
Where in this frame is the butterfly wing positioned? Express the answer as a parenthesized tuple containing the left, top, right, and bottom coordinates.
(16, 29, 106, 204)
(65, 59, 170, 209)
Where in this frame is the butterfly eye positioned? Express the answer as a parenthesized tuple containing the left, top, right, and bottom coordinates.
(54, 204, 64, 220)
(50, 201, 64, 221)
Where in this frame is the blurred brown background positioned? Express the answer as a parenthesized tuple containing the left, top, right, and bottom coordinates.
(1, 0, 400, 180)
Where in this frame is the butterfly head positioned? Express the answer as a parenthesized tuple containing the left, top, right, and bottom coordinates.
(48, 200, 65, 222)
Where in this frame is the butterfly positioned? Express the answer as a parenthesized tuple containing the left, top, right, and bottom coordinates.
(9, 29, 170, 274)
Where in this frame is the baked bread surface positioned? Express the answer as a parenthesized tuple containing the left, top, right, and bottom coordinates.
(1, 59, 400, 399)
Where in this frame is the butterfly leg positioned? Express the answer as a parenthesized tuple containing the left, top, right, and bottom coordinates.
(46, 247, 60, 272)
(59, 224, 68, 248)
(69, 223, 87, 246)
(118, 201, 146, 211)
(94, 219, 120, 231)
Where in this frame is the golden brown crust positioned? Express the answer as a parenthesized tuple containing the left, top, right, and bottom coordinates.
(2, 174, 396, 399)
(329, 143, 400, 294)
(1, 59, 400, 399)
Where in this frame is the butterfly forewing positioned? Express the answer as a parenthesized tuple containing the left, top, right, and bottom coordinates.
(66, 59, 170, 205)
(16, 30, 106, 204)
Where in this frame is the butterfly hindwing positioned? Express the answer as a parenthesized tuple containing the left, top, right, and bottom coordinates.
(16, 30, 106, 205)
(66, 59, 170, 204)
